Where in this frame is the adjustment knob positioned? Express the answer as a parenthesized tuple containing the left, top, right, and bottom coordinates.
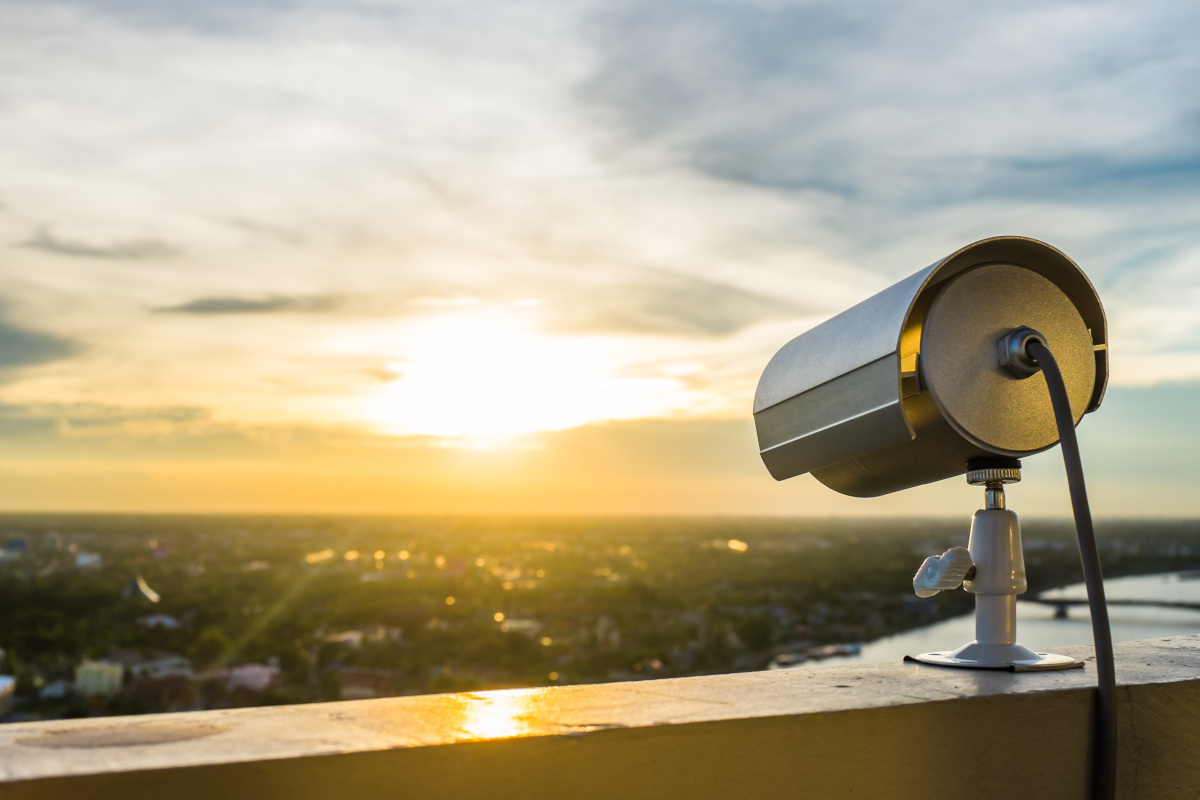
(913, 547, 974, 598)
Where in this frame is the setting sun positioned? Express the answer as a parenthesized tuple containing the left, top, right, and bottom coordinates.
(362, 315, 694, 439)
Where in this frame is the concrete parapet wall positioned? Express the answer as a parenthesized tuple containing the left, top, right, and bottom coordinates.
(3, 635, 1200, 799)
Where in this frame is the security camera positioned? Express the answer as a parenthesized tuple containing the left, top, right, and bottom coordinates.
(753, 235, 1107, 497)
(753, 236, 1117, 796)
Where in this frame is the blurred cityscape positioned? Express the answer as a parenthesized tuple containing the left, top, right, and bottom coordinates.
(2, 513, 1198, 722)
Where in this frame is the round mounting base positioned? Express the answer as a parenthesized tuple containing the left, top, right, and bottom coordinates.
(910, 640, 1082, 671)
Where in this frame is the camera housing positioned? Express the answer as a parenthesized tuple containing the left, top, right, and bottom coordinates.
(753, 236, 1107, 497)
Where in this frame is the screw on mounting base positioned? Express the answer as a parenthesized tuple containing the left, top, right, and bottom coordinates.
(966, 466, 1022, 485)
(966, 459, 1021, 509)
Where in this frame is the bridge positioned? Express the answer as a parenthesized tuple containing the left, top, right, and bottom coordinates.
(1027, 596, 1200, 618)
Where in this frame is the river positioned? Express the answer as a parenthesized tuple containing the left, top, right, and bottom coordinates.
(804, 571, 1200, 667)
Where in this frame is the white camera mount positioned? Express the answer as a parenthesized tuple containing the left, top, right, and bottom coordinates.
(909, 464, 1082, 671)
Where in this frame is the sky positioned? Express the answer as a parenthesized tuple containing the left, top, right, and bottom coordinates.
(1, 0, 1200, 516)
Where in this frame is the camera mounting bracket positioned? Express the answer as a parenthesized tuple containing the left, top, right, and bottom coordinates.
(908, 465, 1082, 671)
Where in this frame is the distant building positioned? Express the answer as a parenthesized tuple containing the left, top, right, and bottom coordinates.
(38, 679, 73, 701)
(500, 618, 543, 637)
(190, 664, 231, 692)
(108, 650, 192, 679)
(338, 668, 394, 701)
(0, 675, 14, 713)
(0, 540, 25, 562)
(228, 664, 280, 693)
(324, 627, 400, 648)
(595, 615, 621, 649)
(75, 660, 124, 697)
(128, 675, 195, 712)
(325, 630, 365, 648)
(75, 552, 102, 569)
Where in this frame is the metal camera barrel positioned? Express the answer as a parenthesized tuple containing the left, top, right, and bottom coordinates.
(753, 236, 1108, 497)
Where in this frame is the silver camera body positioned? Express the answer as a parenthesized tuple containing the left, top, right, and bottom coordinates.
(753, 236, 1108, 497)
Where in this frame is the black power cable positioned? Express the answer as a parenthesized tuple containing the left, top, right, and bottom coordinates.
(1026, 339, 1116, 800)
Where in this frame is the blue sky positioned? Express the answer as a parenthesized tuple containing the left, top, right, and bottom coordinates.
(0, 0, 1198, 515)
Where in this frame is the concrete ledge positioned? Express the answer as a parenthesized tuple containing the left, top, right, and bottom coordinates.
(3, 635, 1200, 799)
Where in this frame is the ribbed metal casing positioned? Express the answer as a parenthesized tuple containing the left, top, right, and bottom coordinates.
(753, 236, 1107, 497)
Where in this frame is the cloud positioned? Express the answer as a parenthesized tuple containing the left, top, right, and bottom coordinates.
(0, 402, 205, 438)
(570, 0, 1200, 380)
(20, 228, 179, 259)
(156, 294, 342, 314)
(76, 0, 327, 33)
(1, 388, 1197, 516)
(0, 401, 317, 450)
(0, 311, 81, 371)
(581, 1, 1200, 230)
(2, 0, 1200, 521)
(551, 269, 800, 337)
(2, 404, 379, 465)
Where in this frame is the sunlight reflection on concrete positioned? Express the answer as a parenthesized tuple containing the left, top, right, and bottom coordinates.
(453, 688, 554, 741)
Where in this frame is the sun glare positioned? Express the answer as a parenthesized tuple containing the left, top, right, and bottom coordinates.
(363, 315, 690, 439)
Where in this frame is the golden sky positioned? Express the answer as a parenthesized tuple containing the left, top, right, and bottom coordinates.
(2, 0, 1200, 516)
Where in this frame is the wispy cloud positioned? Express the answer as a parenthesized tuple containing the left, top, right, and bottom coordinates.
(156, 294, 342, 314)
(1, 388, 1195, 516)
(0, 402, 208, 437)
(44, 0, 311, 34)
(582, 0, 1200, 253)
(551, 270, 800, 337)
(19, 228, 179, 259)
(0, 308, 81, 372)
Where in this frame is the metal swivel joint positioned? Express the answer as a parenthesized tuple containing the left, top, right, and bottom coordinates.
(910, 462, 1077, 669)
(913, 466, 1019, 599)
